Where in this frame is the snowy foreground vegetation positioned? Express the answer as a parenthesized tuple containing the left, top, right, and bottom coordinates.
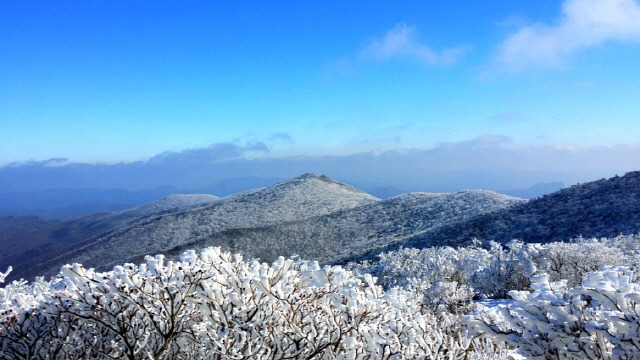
(2, 235, 640, 359)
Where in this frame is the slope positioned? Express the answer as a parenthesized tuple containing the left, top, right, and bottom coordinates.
(1, 194, 220, 280)
(25, 174, 379, 278)
(391, 171, 640, 252)
(32, 181, 522, 278)
(153, 190, 524, 265)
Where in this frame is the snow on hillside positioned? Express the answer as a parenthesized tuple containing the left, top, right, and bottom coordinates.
(399, 170, 640, 249)
(0, 194, 222, 282)
(0, 247, 512, 359)
(7, 173, 640, 358)
(152, 189, 524, 266)
(220, 173, 379, 217)
(6, 234, 640, 358)
(32, 174, 379, 277)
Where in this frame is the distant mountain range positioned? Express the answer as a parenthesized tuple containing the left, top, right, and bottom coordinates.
(500, 181, 565, 200)
(2, 171, 640, 281)
(0, 177, 561, 220)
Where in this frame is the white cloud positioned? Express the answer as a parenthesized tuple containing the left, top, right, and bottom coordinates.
(147, 142, 269, 165)
(359, 24, 468, 66)
(495, 0, 640, 71)
(437, 134, 512, 151)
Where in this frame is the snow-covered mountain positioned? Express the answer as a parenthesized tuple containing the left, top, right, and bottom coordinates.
(20, 174, 378, 278)
(11, 171, 640, 282)
(0, 193, 220, 281)
(153, 190, 524, 266)
(390, 171, 640, 252)
(21, 175, 521, 279)
(109, 194, 220, 218)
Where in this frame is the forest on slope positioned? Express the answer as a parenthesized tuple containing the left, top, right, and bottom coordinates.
(361, 171, 640, 259)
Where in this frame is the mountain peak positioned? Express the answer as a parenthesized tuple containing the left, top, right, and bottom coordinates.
(295, 173, 326, 180)
(270, 173, 374, 197)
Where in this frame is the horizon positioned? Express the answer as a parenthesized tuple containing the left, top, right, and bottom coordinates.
(2, 1, 640, 197)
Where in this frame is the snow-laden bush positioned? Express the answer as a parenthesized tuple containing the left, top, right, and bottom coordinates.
(372, 246, 481, 313)
(363, 235, 640, 307)
(602, 234, 640, 270)
(465, 266, 640, 359)
(0, 267, 59, 359)
(470, 240, 534, 300)
(364, 240, 535, 310)
(0, 267, 10, 283)
(0, 248, 507, 359)
(537, 238, 624, 287)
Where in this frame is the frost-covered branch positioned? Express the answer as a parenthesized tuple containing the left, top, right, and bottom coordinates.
(0, 247, 506, 359)
(465, 267, 640, 359)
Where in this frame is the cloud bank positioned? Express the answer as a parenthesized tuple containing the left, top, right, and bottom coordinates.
(2, 136, 640, 196)
(148, 142, 269, 165)
(359, 24, 469, 66)
(495, 0, 640, 71)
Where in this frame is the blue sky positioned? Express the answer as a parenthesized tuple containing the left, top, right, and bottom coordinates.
(1, 1, 640, 188)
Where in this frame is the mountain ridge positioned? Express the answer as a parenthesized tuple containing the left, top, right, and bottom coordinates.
(6, 171, 640, 282)
(142, 189, 524, 267)
(0, 193, 224, 280)
(372, 171, 640, 255)
(25, 183, 521, 279)
(18, 174, 379, 279)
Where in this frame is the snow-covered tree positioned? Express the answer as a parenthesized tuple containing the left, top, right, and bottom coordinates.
(465, 266, 640, 359)
(537, 238, 624, 287)
(0, 248, 507, 359)
(364, 241, 534, 308)
(362, 235, 638, 306)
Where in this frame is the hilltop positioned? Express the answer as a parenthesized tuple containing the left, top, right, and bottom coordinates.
(157, 190, 523, 266)
(19, 174, 378, 278)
